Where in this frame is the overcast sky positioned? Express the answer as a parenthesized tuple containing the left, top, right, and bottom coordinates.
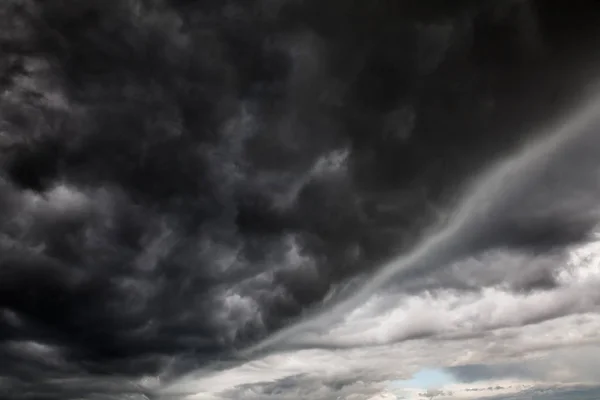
(2, 1, 600, 399)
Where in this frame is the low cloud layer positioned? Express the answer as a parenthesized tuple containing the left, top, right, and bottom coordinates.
(2, 1, 600, 399)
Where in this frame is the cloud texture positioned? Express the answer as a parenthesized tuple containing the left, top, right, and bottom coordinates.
(2, 0, 600, 399)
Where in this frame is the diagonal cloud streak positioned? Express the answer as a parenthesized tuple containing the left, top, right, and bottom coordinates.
(242, 87, 600, 355)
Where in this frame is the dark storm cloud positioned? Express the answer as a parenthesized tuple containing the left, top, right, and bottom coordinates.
(2, 0, 600, 399)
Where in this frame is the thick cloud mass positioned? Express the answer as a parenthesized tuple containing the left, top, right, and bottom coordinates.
(2, 1, 600, 399)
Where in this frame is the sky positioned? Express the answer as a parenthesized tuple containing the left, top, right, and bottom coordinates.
(2, 1, 600, 399)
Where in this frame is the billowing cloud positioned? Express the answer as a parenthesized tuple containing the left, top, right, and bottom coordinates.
(2, 1, 600, 399)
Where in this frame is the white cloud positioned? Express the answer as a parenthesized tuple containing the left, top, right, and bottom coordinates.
(156, 231, 600, 400)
